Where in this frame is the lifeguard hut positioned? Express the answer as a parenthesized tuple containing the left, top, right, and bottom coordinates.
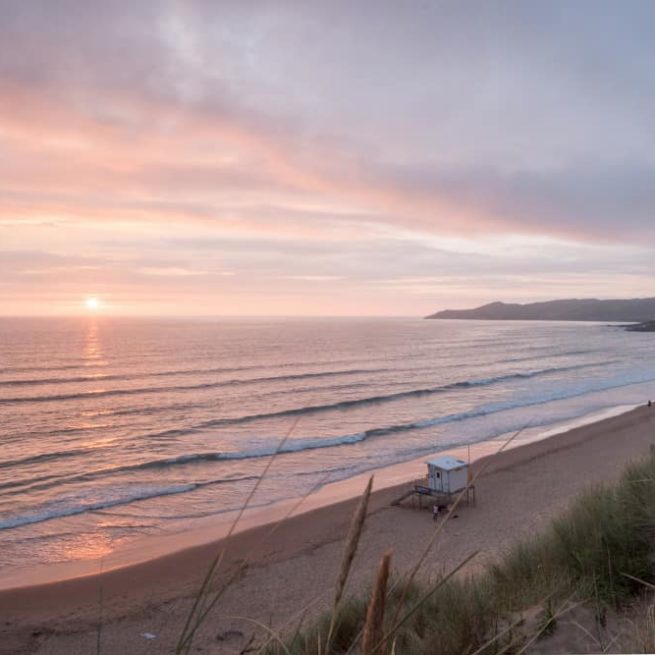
(392, 455, 475, 508)
(426, 456, 468, 494)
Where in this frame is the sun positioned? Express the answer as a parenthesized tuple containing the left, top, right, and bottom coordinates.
(85, 297, 101, 311)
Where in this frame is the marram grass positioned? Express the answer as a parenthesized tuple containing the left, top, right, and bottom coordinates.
(266, 450, 655, 655)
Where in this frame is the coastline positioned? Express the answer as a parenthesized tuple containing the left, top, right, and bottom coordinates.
(0, 402, 637, 591)
(1, 403, 655, 654)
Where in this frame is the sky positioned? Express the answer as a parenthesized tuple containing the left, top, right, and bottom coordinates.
(1, 0, 654, 317)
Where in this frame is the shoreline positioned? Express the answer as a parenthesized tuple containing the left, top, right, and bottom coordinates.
(0, 402, 640, 594)
(0, 402, 638, 592)
(1, 405, 653, 623)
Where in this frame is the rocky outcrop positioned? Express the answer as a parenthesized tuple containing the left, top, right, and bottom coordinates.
(624, 320, 655, 332)
(426, 298, 655, 322)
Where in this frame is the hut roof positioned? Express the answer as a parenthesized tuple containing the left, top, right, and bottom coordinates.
(426, 456, 467, 471)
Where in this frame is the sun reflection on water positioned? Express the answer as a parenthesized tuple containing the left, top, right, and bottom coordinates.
(83, 321, 108, 367)
(56, 529, 116, 562)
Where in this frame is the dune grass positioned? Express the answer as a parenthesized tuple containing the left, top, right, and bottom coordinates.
(264, 450, 655, 655)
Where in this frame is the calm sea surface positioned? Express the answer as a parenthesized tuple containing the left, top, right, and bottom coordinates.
(1, 317, 655, 572)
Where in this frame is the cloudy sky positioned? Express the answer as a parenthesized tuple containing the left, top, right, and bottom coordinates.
(2, 1, 654, 316)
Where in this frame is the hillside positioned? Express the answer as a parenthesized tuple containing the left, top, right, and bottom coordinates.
(426, 297, 655, 322)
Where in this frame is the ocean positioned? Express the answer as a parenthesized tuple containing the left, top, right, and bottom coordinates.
(1, 317, 655, 575)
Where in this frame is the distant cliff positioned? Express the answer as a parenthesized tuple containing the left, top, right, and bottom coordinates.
(426, 298, 655, 322)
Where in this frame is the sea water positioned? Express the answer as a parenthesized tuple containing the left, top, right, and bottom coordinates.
(1, 317, 654, 572)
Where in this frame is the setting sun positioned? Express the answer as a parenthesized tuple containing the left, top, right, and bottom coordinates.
(85, 297, 101, 311)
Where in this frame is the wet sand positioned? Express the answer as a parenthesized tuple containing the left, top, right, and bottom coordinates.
(1, 405, 654, 655)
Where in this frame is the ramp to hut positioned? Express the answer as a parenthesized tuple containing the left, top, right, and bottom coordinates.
(392, 478, 476, 508)
(390, 488, 416, 506)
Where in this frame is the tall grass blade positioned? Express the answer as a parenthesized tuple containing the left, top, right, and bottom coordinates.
(326, 475, 374, 652)
(380, 549, 478, 646)
(389, 425, 527, 629)
(183, 472, 336, 654)
(176, 416, 301, 654)
(515, 596, 581, 655)
(223, 615, 293, 655)
(362, 550, 392, 655)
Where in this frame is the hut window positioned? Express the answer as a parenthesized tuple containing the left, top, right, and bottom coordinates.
(436, 471, 440, 478)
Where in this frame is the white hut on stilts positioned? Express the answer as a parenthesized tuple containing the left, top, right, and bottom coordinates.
(392, 455, 475, 508)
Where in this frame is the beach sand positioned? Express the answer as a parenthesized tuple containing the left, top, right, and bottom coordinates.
(1, 405, 654, 654)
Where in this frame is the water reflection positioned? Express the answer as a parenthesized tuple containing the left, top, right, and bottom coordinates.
(83, 321, 107, 367)
(57, 528, 115, 562)
(80, 321, 112, 427)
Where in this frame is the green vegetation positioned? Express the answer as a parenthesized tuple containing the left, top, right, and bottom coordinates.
(265, 452, 655, 655)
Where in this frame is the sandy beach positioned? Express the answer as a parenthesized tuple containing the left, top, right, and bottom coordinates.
(1, 405, 654, 655)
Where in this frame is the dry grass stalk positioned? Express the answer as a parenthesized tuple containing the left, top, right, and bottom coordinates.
(176, 416, 302, 655)
(621, 572, 655, 591)
(178, 472, 335, 655)
(342, 551, 480, 655)
(334, 475, 374, 610)
(223, 615, 292, 655)
(193, 471, 336, 633)
(362, 550, 392, 655)
(255, 589, 328, 654)
(381, 549, 479, 647)
(647, 603, 655, 651)
(631, 602, 655, 653)
(468, 613, 526, 655)
(469, 589, 560, 655)
(388, 425, 528, 630)
(336, 427, 529, 655)
(326, 475, 374, 651)
(515, 595, 582, 655)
